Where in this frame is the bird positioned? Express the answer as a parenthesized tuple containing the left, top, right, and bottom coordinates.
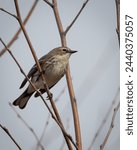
(13, 47, 77, 109)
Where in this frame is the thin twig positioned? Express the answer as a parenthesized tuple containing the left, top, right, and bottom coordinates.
(60, 118, 71, 150)
(43, 0, 53, 8)
(0, 124, 22, 150)
(36, 114, 50, 150)
(0, 38, 77, 149)
(115, 0, 120, 44)
(9, 102, 44, 150)
(100, 102, 120, 150)
(88, 87, 120, 150)
(0, 0, 39, 57)
(52, 0, 82, 149)
(55, 86, 66, 102)
(0, 8, 17, 18)
(36, 86, 66, 150)
(64, 0, 91, 35)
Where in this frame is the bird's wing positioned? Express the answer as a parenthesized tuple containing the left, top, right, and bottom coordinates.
(19, 55, 47, 89)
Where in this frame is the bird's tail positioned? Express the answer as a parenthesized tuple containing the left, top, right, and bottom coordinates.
(13, 88, 34, 109)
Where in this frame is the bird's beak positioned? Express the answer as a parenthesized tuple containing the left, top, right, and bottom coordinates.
(70, 50, 77, 54)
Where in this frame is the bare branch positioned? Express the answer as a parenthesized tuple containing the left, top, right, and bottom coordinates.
(64, 0, 91, 35)
(66, 66, 82, 149)
(100, 102, 120, 150)
(0, 123, 22, 150)
(60, 118, 71, 150)
(43, 0, 53, 8)
(36, 114, 50, 149)
(115, 0, 120, 44)
(0, 0, 39, 57)
(52, 0, 82, 149)
(9, 103, 44, 150)
(52, 0, 66, 46)
(0, 7, 17, 19)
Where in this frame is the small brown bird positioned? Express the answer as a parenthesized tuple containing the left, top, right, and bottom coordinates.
(13, 47, 77, 109)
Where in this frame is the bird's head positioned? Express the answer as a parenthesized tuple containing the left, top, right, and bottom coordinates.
(51, 47, 77, 58)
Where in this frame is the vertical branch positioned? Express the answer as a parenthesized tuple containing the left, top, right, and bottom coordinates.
(52, 0, 82, 149)
(0, 124, 22, 150)
(52, 0, 66, 46)
(115, 0, 120, 44)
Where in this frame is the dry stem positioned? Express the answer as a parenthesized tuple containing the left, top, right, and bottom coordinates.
(0, 124, 22, 150)
(65, 0, 91, 35)
(43, 0, 53, 8)
(36, 114, 50, 150)
(115, 0, 120, 44)
(60, 118, 71, 150)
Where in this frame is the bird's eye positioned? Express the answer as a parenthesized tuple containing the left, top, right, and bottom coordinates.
(62, 48, 67, 52)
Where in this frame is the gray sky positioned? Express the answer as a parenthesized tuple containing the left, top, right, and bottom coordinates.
(0, 0, 119, 150)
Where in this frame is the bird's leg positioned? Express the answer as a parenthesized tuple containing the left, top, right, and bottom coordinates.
(46, 92, 53, 100)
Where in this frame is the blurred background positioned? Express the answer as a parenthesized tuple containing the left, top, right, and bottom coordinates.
(0, 0, 119, 149)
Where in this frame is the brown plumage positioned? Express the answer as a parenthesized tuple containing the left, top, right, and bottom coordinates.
(13, 47, 77, 109)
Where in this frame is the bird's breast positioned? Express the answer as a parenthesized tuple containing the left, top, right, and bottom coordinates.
(46, 55, 69, 76)
(51, 59, 68, 75)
